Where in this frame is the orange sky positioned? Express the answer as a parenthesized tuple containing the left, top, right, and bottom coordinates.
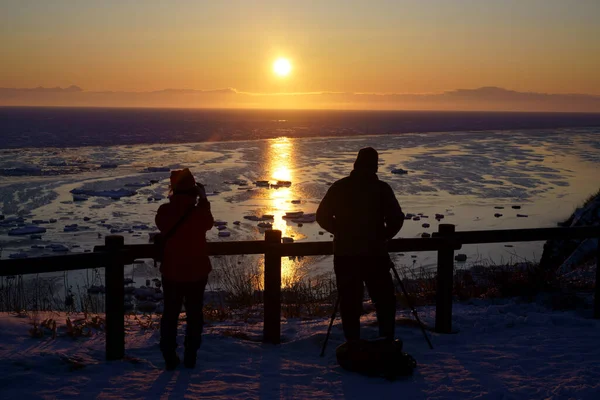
(1, 0, 599, 108)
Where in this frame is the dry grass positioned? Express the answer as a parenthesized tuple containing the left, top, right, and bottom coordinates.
(4, 250, 593, 327)
(391, 255, 589, 311)
(208, 255, 338, 319)
(208, 255, 263, 308)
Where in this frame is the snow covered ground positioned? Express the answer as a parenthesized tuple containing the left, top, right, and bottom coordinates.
(1, 300, 599, 399)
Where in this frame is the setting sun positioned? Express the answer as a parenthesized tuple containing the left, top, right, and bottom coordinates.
(273, 58, 292, 77)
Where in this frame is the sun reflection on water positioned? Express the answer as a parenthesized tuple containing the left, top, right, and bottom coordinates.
(266, 137, 303, 285)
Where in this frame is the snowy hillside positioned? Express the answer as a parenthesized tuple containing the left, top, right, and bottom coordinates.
(1, 301, 599, 399)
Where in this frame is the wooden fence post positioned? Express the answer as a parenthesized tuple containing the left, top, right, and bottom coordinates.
(105, 235, 125, 360)
(264, 229, 282, 344)
(595, 238, 600, 319)
(435, 224, 455, 333)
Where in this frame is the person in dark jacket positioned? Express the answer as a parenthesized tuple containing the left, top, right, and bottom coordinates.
(155, 168, 214, 370)
(316, 147, 404, 341)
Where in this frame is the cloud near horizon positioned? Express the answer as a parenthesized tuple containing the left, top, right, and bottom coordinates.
(1, 86, 599, 113)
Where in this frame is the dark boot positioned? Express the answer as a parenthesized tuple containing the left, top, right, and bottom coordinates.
(183, 348, 197, 369)
(163, 351, 180, 371)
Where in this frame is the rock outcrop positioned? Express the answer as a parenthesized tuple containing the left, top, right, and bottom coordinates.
(540, 189, 600, 274)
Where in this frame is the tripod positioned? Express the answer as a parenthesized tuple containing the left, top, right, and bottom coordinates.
(320, 259, 433, 357)
(389, 260, 434, 350)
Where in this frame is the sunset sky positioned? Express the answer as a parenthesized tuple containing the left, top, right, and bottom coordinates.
(1, 0, 599, 109)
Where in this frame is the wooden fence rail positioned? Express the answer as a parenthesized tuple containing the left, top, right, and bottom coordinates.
(1, 225, 599, 360)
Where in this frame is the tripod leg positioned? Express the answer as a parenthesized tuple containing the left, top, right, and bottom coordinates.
(391, 264, 434, 350)
(320, 296, 341, 357)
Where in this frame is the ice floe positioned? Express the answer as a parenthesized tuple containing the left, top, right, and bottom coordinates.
(124, 182, 152, 188)
(8, 226, 46, 236)
(283, 211, 304, 219)
(87, 285, 105, 294)
(47, 244, 69, 252)
(455, 253, 468, 262)
(224, 179, 247, 186)
(143, 167, 170, 173)
(9, 252, 28, 259)
(291, 213, 317, 223)
(0, 167, 43, 176)
(70, 188, 137, 199)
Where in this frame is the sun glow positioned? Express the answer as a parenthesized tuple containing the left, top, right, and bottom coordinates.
(273, 58, 292, 77)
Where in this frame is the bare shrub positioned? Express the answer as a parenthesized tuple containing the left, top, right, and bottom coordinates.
(209, 255, 263, 308)
(281, 273, 337, 318)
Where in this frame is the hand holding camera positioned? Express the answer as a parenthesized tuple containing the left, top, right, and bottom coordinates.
(195, 182, 207, 201)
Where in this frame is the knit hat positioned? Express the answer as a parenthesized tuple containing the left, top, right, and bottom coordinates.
(170, 168, 196, 192)
(353, 147, 379, 173)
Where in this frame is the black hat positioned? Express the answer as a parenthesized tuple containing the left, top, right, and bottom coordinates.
(353, 147, 378, 173)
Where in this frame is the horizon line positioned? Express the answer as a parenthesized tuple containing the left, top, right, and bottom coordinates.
(2, 85, 600, 97)
(2, 104, 600, 115)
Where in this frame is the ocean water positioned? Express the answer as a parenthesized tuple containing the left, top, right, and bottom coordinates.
(2, 107, 600, 149)
(0, 108, 599, 288)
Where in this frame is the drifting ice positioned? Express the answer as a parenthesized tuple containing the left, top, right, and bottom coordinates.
(8, 226, 46, 236)
(70, 188, 137, 199)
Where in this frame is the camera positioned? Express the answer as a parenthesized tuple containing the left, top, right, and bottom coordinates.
(195, 182, 207, 200)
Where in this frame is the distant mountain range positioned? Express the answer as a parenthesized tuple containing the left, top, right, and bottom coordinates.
(1, 85, 599, 112)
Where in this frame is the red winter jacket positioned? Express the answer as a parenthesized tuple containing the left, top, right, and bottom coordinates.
(155, 194, 214, 282)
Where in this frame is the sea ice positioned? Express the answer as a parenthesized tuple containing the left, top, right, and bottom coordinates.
(0, 167, 42, 176)
(143, 167, 170, 173)
(8, 226, 46, 236)
(70, 188, 137, 199)
(292, 213, 317, 223)
(455, 254, 468, 262)
(8, 253, 28, 259)
(125, 182, 151, 188)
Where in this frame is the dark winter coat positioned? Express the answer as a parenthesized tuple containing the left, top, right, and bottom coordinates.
(316, 170, 404, 256)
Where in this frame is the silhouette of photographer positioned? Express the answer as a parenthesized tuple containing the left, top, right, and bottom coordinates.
(317, 147, 405, 342)
(155, 168, 214, 370)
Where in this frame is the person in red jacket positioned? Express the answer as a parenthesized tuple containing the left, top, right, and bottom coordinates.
(155, 168, 214, 370)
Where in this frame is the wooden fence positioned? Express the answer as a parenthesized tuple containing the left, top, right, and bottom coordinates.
(1, 224, 599, 360)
